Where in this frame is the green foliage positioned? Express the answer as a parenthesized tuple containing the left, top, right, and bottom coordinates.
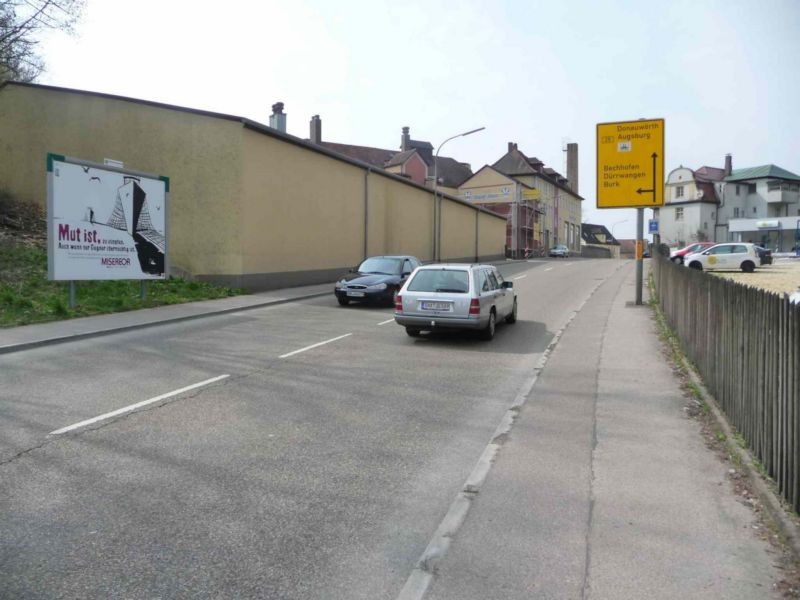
(0, 239, 243, 327)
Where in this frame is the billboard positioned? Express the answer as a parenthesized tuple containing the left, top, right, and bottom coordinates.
(596, 118, 664, 208)
(47, 154, 169, 281)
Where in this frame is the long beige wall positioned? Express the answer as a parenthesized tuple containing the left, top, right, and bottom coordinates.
(0, 84, 245, 276)
(478, 211, 507, 258)
(1, 83, 507, 290)
(239, 126, 505, 288)
(441, 199, 478, 260)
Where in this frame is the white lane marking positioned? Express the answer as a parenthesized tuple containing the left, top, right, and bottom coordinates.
(279, 333, 352, 358)
(378, 318, 395, 325)
(396, 274, 612, 600)
(544, 267, 554, 272)
(50, 375, 230, 435)
(513, 275, 527, 280)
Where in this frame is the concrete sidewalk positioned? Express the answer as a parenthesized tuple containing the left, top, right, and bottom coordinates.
(421, 264, 781, 599)
(0, 282, 331, 354)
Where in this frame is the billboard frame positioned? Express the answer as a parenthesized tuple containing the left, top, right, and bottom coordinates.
(596, 118, 665, 209)
(46, 153, 170, 282)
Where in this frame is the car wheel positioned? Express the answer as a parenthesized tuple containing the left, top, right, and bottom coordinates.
(741, 261, 755, 273)
(337, 296, 350, 306)
(406, 327, 421, 338)
(672, 257, 683, 265)
(689, 262, 702, 271)
(480, 310, 496, 341)
(505, 298, 517, 324)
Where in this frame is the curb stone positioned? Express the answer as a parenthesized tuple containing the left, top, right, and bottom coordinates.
(0, 291, 330, 355)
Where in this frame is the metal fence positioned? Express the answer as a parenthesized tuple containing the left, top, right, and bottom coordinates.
(652, 257, 800, 510)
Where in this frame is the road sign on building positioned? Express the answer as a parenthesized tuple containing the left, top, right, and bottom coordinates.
(596, 118, 664, 208)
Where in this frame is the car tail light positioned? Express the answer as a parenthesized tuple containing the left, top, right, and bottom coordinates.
(395, 295, 403, 312)
(469, 298, 480, 316)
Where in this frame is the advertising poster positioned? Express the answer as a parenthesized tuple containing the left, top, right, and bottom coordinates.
(47, 155, 169, 280)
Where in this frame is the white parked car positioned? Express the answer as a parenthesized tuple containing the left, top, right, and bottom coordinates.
(683, 243, 759, 273)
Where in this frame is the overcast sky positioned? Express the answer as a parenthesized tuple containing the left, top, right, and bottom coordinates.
(36, 0, 800, 240)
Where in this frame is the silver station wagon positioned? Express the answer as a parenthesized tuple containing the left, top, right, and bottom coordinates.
(394, 264, 517, 340)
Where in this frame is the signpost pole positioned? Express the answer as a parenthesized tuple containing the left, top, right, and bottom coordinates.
(69, 281, 76, 309)
(636, 208, 644, 305)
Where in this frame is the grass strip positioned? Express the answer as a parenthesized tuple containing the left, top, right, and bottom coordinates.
(0, 240, 242, 327)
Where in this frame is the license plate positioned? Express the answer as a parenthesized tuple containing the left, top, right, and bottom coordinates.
(421, 301, 451, 311)
(347, 291, 366, 297)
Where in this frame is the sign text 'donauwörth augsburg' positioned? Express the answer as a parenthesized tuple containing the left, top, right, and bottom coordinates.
(596, 119, 664, 209)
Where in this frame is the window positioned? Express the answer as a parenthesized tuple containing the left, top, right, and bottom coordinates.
(408, 269, 469, 293)
(736, 185, 740, 196)
(477, 269, 489, 292)
(748, 184, 756, 194)
(494, 269, 506, 286)
(358, 257, 402, 275)
(676, 185, 684, 198)
(731, 245, 747, 254)
(675, 207, 684, 221)
(733, 207, 740, 218)
(753, 207, 757, 214)
(703, 222, 708, 230)
(486, 270, 499, 290)
(711, 211, 715, 218)
(708, 245, 732, 255)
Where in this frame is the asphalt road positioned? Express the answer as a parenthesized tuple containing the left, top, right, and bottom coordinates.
(0, 258, 623, 599)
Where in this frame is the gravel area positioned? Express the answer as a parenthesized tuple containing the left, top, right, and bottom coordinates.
(712, 258, 800, 295)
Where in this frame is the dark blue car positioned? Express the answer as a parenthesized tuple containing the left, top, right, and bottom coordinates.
(334, 255, 421, 306)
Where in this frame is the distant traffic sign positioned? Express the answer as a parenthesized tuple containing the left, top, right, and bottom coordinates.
(596, 119, 664, 208)
(648, 219, 658, 233)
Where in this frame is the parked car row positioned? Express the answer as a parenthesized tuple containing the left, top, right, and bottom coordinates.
(333, 256, 517, 341)
(681, 242, 761, 273)
(671, 241, 772, 270)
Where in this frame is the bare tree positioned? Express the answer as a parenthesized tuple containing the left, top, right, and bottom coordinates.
(0, 0, 85, 83)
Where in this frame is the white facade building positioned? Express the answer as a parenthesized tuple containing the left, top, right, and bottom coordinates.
(657, 165, 721, 247)
(657, 156, 800, 251)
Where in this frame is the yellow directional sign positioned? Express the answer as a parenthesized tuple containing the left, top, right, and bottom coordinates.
(596, 118, 664, 208)
(522, 188, 541, 200)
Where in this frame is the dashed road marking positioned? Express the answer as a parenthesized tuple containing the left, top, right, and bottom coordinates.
(279, 333, 352, 358)
(50, 375, 230, 435)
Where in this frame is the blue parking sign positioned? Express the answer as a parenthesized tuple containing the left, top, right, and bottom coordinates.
(648, 219, 658, 233)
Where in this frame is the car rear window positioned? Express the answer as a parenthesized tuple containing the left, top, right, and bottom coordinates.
(407, 269, 470, 293)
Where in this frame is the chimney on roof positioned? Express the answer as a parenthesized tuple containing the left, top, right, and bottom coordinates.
(566, 143, 579, 194)
(269, 102, 287, 133)
(401, 126, 410, 151)
(724, 153, 732, 176)
(310, 114, 321, 144)
(508, 142, 517, 153)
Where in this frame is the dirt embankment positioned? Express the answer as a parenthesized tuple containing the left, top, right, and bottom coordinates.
(0, 191, 46, 249)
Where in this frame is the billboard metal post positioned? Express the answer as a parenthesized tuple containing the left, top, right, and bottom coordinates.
(636, 208, 643, 305)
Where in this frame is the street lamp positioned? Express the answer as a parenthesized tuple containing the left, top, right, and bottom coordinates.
(433, 126, 485, 261)
(611, 219, 628, 240)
